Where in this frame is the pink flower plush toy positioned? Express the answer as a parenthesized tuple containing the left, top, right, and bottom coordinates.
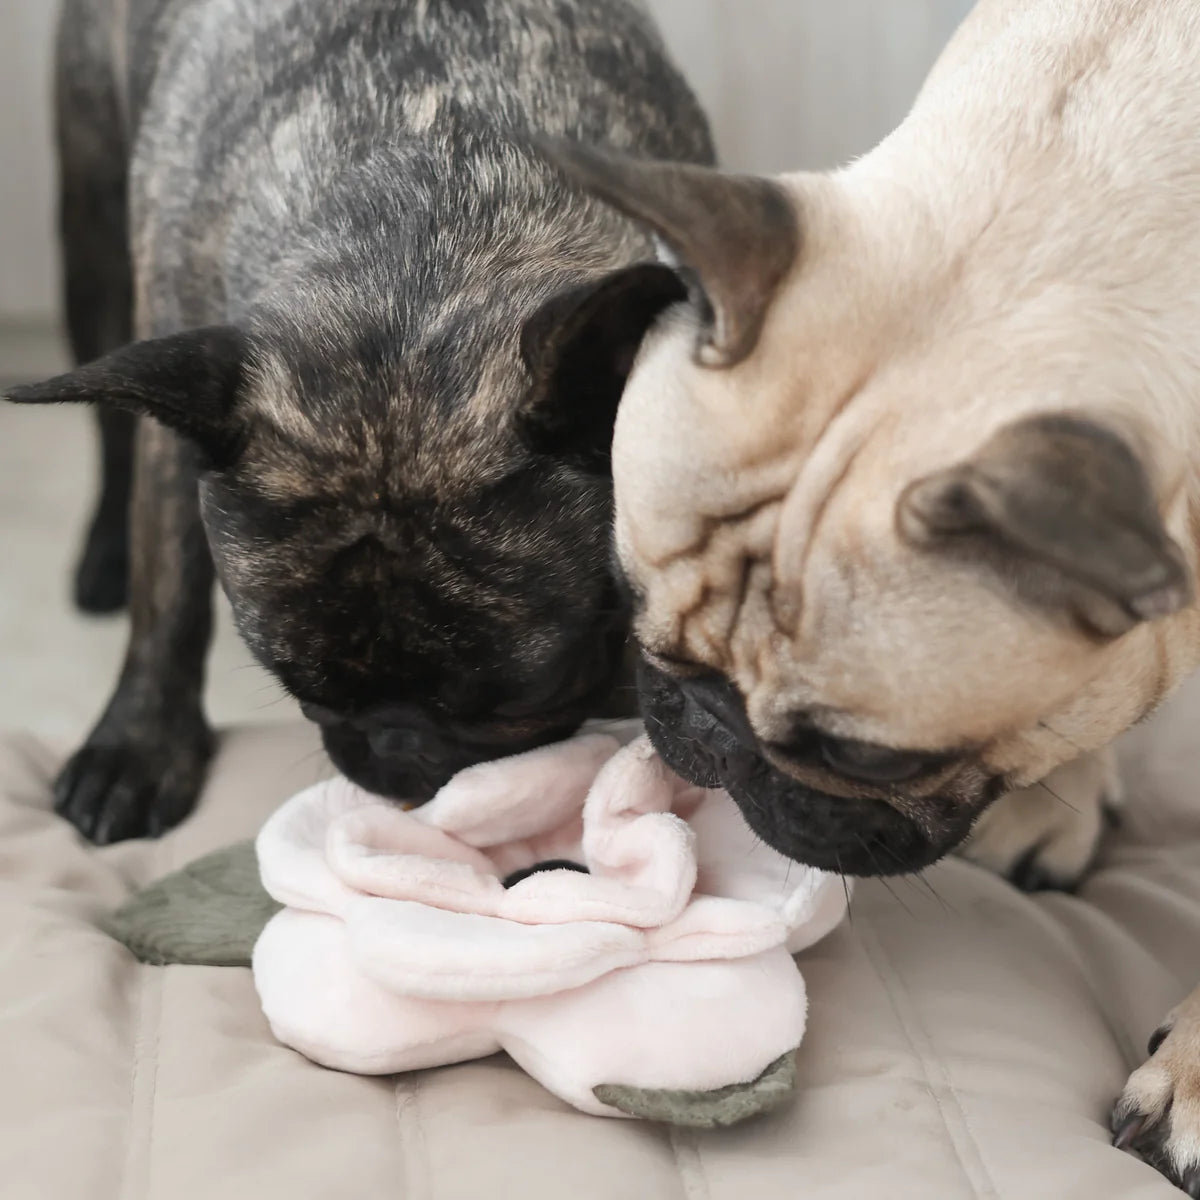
(252, 730, 849, 1120)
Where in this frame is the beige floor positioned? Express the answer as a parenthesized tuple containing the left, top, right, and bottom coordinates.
(0, 329, 294, 746)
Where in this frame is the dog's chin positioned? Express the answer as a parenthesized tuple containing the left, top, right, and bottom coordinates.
(320, 726, 449, 802)
(318, 675, 620, 805)
(638, 664, 984, 877)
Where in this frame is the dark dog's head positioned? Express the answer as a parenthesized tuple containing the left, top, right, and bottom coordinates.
(8, 249, 684, 800)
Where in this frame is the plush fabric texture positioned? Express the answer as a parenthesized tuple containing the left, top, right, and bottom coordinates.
(5, 694, 1200, 1197)
(251, 733, 848, 1118)
(101, 810, 809, 1125)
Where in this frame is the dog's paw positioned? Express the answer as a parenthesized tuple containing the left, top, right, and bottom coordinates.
(54, 712, 213, 844)
(1113, 988, 1200, 1194)
(956, 748, 1118, 891)
(73, 514, 129, 614)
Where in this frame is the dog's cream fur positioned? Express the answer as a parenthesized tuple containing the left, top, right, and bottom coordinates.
(618, 0, 1200, 783)
(601, 0, 1200, 1181)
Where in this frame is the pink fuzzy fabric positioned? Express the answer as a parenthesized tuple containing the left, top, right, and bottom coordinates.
(252, 731, 848, 1117)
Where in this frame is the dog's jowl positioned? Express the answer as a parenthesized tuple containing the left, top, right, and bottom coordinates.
(6, 0, 712, 844)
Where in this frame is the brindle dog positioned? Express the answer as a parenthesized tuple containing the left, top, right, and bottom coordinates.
(7, 0, 711, 844)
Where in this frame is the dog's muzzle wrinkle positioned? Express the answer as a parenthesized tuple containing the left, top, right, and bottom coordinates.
(677, 673, 759, 753)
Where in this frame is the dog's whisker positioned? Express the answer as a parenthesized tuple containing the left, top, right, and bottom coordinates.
(854, 834, 916, 918)
(837, 860, 854, 927)
(876, 875, 916, 919)
(1037, 778, 1079, 814)
(1038, 720, 1087, 756)
(866, 843, 953, 918)
(286, 744, 334, 786)
(914, 869, 955, 915)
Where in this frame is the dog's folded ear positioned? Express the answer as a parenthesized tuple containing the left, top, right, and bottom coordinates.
(899, 414, 1193, 636)
(541, 141, 799, 369)
(5, 326, 247, 466)
(519, 263, 687, 470)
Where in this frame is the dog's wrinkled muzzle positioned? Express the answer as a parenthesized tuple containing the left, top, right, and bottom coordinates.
(637, 657, 984, 876)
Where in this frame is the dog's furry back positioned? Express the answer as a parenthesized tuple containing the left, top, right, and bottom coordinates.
(71, 0, 709, 327)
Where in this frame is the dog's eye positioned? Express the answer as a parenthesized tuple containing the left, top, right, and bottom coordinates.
(819, 737, 934, 785)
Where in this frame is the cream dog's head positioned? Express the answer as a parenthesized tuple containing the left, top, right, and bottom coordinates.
(548, 96, 1200, 875)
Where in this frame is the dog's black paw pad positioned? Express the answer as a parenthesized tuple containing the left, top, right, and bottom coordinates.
(73, 527, 129, 615)
(54, 727, 213, 844)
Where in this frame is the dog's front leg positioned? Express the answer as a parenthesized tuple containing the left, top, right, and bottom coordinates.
(55, 420, 215, 844)
(1113, 985, 1200, 1193)
(955, 748, 1120, 892)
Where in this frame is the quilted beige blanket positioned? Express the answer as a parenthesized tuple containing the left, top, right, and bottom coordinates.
(3, 679, 1200, 1199)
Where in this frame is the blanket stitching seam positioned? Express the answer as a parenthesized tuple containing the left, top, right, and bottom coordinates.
(858, 917, 998, 1200)
(120, 835, 170, 1200)
(395, 1075, 432, 1199)
(1023, 889, 1142, 1071)
(118, 968, 149, 1200)
(667, 1126, 712, 1200)
(141, 970, 166, 1200)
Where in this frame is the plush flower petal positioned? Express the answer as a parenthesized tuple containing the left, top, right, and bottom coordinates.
(689, 792, 800, 908)
(497, 848, 688, 928)
(688, 793, 852, 944)
(328, 805, 503, 910)
(256, 777, 381, 915)
(645, 895, 788, 962)
(578, 736, 698, 920)
(253, 909, 501, 1074)
(479, 819, 586, 881)
(784, 869, 853, 954)
(252, 729, 849, 1125)
(329, 808, 693, 930)
(499, 950, 808, 1116)
(344, 896, 647, 1001)
(419, 734, 620, 847)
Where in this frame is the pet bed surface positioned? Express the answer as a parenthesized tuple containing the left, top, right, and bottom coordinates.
(3, 687, 1200, 1199)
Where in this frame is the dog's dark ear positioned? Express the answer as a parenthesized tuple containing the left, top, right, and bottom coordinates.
(898, 414, 1192, 636)
(520, 263, 687, 471)
(5, 326, 246, 465)
(543, 142, 799, 369)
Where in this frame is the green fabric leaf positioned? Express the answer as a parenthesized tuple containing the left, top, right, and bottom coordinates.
(593, 1051, 797, 1127)
(103, 840, 278, 967)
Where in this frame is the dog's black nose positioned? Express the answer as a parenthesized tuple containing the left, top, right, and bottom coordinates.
(367, 726, 442, 766)
(678, 674, 759, 752)
(318, 715, 456, 802)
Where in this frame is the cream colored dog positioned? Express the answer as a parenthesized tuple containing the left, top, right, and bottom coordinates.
(550, 0, 1200, 1187)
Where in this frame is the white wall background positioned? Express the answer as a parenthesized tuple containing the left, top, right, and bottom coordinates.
(0, 0, 975, 329)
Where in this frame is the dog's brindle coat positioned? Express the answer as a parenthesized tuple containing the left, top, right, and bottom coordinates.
(9, 0, 711, 844)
